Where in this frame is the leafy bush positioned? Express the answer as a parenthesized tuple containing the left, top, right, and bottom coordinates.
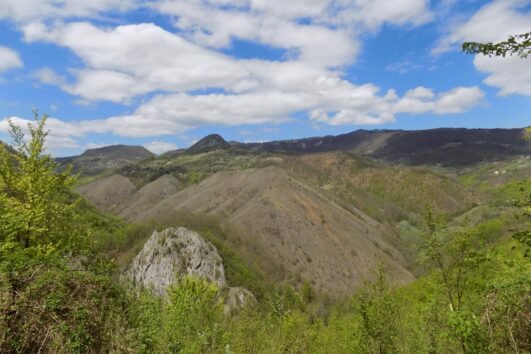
(0, 259, 128, 353)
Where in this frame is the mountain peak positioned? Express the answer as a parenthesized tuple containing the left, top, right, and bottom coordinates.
(187, 134, 230, 154)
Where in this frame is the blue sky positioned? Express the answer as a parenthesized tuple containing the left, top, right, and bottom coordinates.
(0, 0, 530, 156)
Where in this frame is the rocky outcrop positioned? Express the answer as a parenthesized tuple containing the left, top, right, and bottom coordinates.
(125, 227, 226, 296)
(125, 227, 256, 313)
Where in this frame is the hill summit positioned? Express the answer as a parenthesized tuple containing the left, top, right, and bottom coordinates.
(187, 134, 230, 154)
(57, 144, 154, 175)
(80, 144, 154, 160)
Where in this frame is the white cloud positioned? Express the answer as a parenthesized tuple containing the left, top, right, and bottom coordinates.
(433, 0, 531, 97)
(0, 0, 136, 23)
(385, 59, 423, 74)
(250, 0, 330, 19)
(18, 17, 484, 138)
(1, 83, 484, 143)
(33, 67, 147, 103)
(0, 116, 81, 150)
(24, 22, 250, 103)
(0, 46, 23, 73)
(395, 86, 484, 115)
(85, 142, 111, 150)
(18, 1, 436, 109)
(311, 86, 484, 126)
(326, 0, 432, 31)
(32, 67, 67, 86)
(432, 86, 486, 114)
(144, 141, 178, 154)
(106, 85, 482, 133)
(152, 0, 359, 68)
(433, 0, 531, 55)
(1, 1, 485, 149)
(474, 55, 531, 97)
(151, 0, 432, 68)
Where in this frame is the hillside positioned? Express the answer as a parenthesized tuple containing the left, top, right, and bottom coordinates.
(76, 147, 488, 294)
(78, 166, 413, 295)
(56, 144, 155, 175)
(71, 127, 530, 295)
(162, 127, 530, 166)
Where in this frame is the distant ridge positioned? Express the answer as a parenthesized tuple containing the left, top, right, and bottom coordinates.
(247, 128, 530, 165)
(171, 127, 530, 166)
(80, 144, 154, 160)
(61, 127, 530, 175)
(57, 144, 155, 175)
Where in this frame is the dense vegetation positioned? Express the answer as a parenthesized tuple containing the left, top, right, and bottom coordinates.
(0, 114, 529, 353)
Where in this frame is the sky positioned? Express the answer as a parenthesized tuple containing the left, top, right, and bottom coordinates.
(0, 0, 530, 156)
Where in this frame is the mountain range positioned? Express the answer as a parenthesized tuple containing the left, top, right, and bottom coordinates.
(59, 127, 530, 295)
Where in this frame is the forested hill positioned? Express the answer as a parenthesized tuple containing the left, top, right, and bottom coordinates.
(56, 144, 155, 175)
(169, 127, 530, 166)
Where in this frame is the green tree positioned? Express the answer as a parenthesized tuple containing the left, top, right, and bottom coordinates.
(159, 276, 224, 353)
(355, 264, 401, 354)
(0, 111, 82, 256)
(462, 32, 531, 58)
(479, 260, 530, 353)
(0, 112, 130, 353)
(419, 210, 488, 353)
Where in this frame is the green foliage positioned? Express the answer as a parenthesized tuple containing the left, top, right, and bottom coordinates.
(420, 210, 487, 312)
(0, 112, 83, 256)
(186, 170, 202, 184)
(162, 276, 224, 353)
(463, 32, 531, 58)
(0, 114, 130, 353)
(124, 277, 225, 353)
(0, 256, 129, 353)
(479, 262, 530, 353)
(355, 264, 401, 354)
(511, 178, 531, 255)
(412, 208, 531, 353)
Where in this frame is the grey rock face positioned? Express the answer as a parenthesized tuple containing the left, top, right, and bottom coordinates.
(125, 227, 226, 296)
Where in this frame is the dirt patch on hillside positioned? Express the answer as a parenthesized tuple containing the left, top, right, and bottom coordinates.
(76, 174, 136, 212)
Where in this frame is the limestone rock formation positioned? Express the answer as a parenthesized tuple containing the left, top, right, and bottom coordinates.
(125, 227, 226, 296)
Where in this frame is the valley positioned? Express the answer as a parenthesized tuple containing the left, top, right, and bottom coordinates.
(2, 118, 530, 353)
(70, 127, 530, 295)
